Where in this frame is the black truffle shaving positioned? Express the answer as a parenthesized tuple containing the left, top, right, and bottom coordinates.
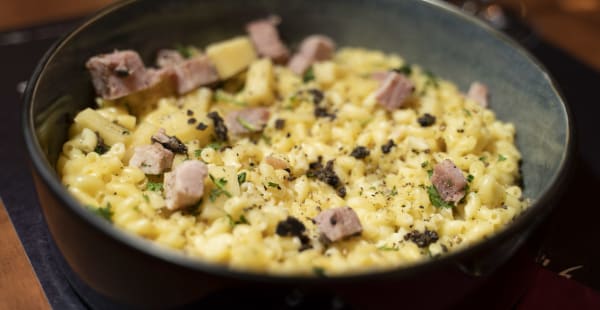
(404, 229, 439, 248)
(276, 216, 312, 250)
(151, 132, 187, 154)
(307, 88, 324, 104)
(114, 64, 130, 77)
(381, 139, 396, 154)
(314, 107, 336, 120)
(274, 118, 286, 130)
(196, 122, 208, 130)
(350, 146, 370, 159)
(307, 158, 345, 197)
(207, 111, 228, 142)
(417, 113, 436, 127)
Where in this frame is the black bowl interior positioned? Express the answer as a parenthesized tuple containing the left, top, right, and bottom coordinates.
(25, 0, 570, 280)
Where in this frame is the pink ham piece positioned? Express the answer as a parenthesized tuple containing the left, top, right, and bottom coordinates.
(225, 107, 270, 135)
(314, 207, 363, 243)
(168, 55, 220, 95)
(129, 143, 174, 175)
(265, 155, 289, 170)
(431, 159, 468, 204)
(373, 72, 415, 111)
(246, 16, 290, 64)
(288, 35, 335, 75)
(164, 160, 208, 210)
(467, 81, 489, 107)
(86, 50, 155, 100)
(156, 49, 185, 68)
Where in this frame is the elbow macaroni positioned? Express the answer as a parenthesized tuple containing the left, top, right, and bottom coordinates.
(59, 47, 529, 276)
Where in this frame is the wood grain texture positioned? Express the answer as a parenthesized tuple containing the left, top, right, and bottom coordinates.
(0, 201, 50, 310)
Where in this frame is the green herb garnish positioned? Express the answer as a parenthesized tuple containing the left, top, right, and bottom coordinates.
(208, 174, 232, 202)
(194, 149, 202, 158)
(303, 67, 315, 82)
(94, 144, 110, 155)
(312, 266, 326, 277)
(427, 169, 433, 178)
(390, 186, 398, 196)
(237, 116, 258, 131)
(393, 64, 412, 75)
(377, 245, 399, 251)
(147, 181, 163, 192)
(87, 203, 113, 223)
(267, 181, 281, 190)
(215, 90, 247, 106)
(498, 154, 507, 162)
(479, 156, 487, 162)
(427, 185, 454, 208)
(175, 44, 195, 58)
(226, 214, 249, 227)
(142, 194, 150, 203)
(421, 161, 429, 168)
(467, 174, 474, 183)
(261, 134, 272, 145)
(237, 172, 247, 185)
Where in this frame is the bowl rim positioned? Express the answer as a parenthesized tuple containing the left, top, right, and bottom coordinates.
(22, 0, 574, 283)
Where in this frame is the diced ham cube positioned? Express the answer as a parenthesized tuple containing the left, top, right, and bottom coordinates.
(431, 159, 468, 204)
(265, 155, 289, 170)
(371, 71, 389, 82)
(467, 81, 489, 107)
(373, 72, 415, 111)
(129, 143, 174, 175)
(168, 55, 220, 95)
(225, 107, 270, 135)
(288, 35, 335, 75)
(314, 207, 363, 242)
(164, 160, 208, 210)
(156, 49, 185, 68)
(86, 50, 153, 100)
(246, 16, 290, 64)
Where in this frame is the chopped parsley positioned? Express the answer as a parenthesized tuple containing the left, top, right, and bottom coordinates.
(87, 203, 113, 223)
(215, 90, 247, 106)
(226, 214, 250, 227)
(237, 116, 258, 131)
(175, 44, 195, 58)
(146, 181, 163, 192)
(142, 194, 150, 202)
(303, 67, 315, 83)
(94, 133, 110, 155)
(467, 174, 474, 183)
(479, 156, 487, 162)
(312, 266, 326, 277)
(427, 185, 454, 208)
(393, 64, 412, 75)
(194, 149, 202, 158)
(427, 169, 433, 177)
(208, 174, 232, 202)
(261, 134, 272, 145)
(498, 154, 507, 162)
(237, 172, 247, 185)
(390, 186, 398, 196)
(463, 108, 472, 117)
(267, 181, 281, 189)
(377, 245, 399, 251)
(421, 161, 429, 168)
(424, 71, 439, 89)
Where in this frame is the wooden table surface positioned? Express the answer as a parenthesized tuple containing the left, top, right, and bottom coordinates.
(0, 0, 599, 308)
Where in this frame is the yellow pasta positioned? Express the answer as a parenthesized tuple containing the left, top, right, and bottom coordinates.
(59, 47, 529, 276)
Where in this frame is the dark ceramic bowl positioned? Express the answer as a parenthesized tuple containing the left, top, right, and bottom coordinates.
(22, 0, 572, 308)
